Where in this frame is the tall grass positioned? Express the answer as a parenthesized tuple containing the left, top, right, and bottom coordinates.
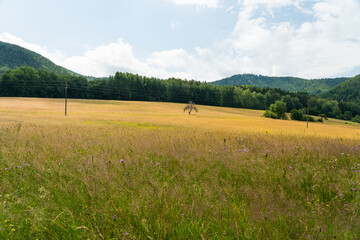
(0, 98, 359, 239)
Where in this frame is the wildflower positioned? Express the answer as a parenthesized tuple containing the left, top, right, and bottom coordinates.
(296, 233, 300, 237)
(307, 235, 311, 239)
(113, 214, 118, 220)
(4, 219, 9, 223)
(338, 193, 343, 196)
(11, 228, 15, 232)
(289, 166, 293, 170)
(124, 232, 129, 235)
(243, 147, 248, 153)
(351, 182, 355, 185)
(350, 188, 356, 191)
(25, 164, 30, 167)
(120, 159, 124, 164)
(344, 203, 348, 207)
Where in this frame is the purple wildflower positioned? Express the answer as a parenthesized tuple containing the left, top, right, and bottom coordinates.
(113, 214, 118, 220)
(350, 188, 356, 191)
(351, 182, 355, 185)
(5, 168, 9, 170)
(296, 233, 300, 237)
(289, 166, 293, 170)
(344, 203, 348, 207)
(120, 159, 124, 164)
(243, 147, 248, 153)
(338, 193, 343, 196)
(25, 164, 30, 167)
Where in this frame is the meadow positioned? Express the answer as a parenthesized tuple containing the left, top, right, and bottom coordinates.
(0, 97, 359, 239)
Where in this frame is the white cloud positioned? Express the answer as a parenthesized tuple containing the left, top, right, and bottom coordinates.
(1, 0, 360, 81)
(61, 39, 151, 77)
(224, 0, 360, 78)
(169, 0, 221, 8)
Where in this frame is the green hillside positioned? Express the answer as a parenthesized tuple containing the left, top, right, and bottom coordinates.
(0, 41, 79, 76)
(211, 74, 348, 95)
(322, 74, 360, 102)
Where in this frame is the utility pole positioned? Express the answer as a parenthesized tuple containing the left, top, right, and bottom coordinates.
(65, 81, 68, 116)
(307, 101, 309, 128)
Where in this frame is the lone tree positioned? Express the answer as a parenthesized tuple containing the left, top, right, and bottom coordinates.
(184, 101, 198, 115)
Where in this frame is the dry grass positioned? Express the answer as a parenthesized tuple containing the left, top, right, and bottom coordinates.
(0, 97, 359, 239)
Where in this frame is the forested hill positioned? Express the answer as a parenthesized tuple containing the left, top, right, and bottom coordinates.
(211, 74, 348, 95)
(0, 41, 79, 76)
(322, 74, 360, 102)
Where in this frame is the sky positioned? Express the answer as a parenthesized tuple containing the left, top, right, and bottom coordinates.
(0, 0, 360, 81)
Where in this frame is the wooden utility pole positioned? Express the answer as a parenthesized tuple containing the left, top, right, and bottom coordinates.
(65, 81, 68, 116)
(307, 101, 309, 128)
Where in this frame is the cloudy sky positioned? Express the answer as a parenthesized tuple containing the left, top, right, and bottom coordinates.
(0, 0, 360, 81)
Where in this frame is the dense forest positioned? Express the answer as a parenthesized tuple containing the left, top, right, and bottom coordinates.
(322, 74, 360, 102)
(212, 73, 348, 95)
(1, 66, 360, 123)
(0, 41, 79, 76)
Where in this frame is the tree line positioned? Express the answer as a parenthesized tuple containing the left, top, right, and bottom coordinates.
(0, 66, 359, 123)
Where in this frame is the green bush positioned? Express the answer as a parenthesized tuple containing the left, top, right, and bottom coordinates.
(263, 110, 279, 119)
(352, 115, 360, 123)
(290, 109, 304, 121)
(264, 100, 288, 120)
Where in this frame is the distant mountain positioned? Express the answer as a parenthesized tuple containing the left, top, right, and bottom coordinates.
(322, 74, 360, 102)
(211, 74, 348, 95)
(0, 41, 79, 76)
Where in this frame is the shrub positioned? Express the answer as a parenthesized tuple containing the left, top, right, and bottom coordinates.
(264, 100, 288, 120)
(352, 115, 360, 123)
(290, 109, 304, 121)
(307, 116, 315, 122)
(263, 110, 279, 119)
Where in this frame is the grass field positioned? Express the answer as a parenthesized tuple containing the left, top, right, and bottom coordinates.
(0, 97, 359, 239)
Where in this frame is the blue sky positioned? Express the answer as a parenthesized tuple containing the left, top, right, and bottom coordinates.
(0, 0, 360, 81)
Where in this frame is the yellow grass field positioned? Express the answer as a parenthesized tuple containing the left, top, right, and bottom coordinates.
(0, 97, 359, 139)
(1, 97, 360, 239)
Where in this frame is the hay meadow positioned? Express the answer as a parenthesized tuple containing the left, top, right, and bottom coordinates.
(0, 97, 359, 239)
